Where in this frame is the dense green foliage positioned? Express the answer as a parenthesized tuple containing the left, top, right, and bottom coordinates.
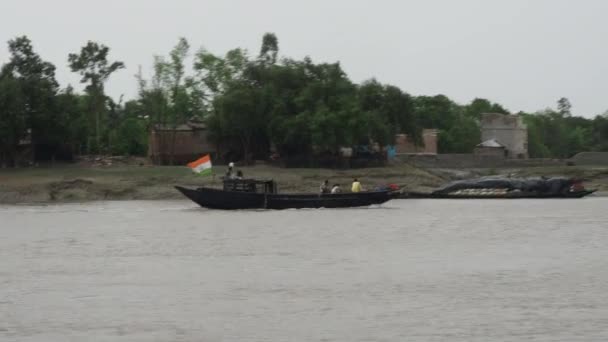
(68, 41, 125, 153)
(1, 34, 608, 167)
(521, 107, 608, 158)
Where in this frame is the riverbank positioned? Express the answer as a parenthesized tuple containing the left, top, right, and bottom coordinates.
(1, 163, 607, 203)
(0, 163, 442, 203)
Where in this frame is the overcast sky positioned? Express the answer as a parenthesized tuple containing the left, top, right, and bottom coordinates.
(2, 0, 607, 117)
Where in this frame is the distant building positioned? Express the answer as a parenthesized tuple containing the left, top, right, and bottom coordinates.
(395, 129, 438, 155)
(480, 113, 528, 159)
(148, 120, 215, 165)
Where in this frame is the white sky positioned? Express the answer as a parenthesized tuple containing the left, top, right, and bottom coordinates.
(2, 0, 607, 117)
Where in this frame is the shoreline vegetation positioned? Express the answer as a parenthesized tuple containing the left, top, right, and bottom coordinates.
(1, 162, 607, 204)
(3, 34, 608, 171)
(2, 35, 608, 209)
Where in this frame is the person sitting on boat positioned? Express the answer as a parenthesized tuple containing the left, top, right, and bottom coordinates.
(331, 184, 342, 194)
(320, 180, 330, 194)
(351, 178, 362, 193)
(236, 170, 244, 180)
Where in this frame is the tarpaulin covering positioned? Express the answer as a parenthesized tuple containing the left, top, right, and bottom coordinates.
(433, 177, 574, 195)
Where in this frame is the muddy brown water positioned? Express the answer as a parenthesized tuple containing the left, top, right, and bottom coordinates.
(1, 198, 607, 341)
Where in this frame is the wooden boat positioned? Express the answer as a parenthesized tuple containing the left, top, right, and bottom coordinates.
(175, 179, 394, 210)
(399, 189, 596, 199)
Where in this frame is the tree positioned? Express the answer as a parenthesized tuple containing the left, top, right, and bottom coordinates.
(438, 115, 480, 153)
(2, 36, 60, 162)
(55, 86, 88, 155)
(309, 105, 371, 152)
(0, 73, 26, 166)
(259, 32, 279, 65)
(592, 113, 608, 151)
(521, 113, 551, 158)
(557, 97, 572, 117)
(200, 36, 281, 161)
(212, 82, 267, 163)
(463, 98, 509, 120)
(566, 126, 591, 157)
(162, 37, 190, 164)
(359, 80, 419, 143)
(194, 48, 248, 97)
(138, 38, 205, 164)
(68, 41, 125, 152)
(520, 108, 593, 158)
(108, 108, 147, 156)
(180, 32, 608, 163)
(414, 95, 459, 130)
(136, 64, 170, 135)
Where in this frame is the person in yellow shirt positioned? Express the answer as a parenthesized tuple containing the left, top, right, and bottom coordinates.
(351, 178, 362, 193)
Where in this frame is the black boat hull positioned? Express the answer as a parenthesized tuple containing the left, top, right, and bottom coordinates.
(266, 191, 394, 210)
(398, 190, 597, 199)
(175, 186, 394, 210)
(175, 186, 265, 210)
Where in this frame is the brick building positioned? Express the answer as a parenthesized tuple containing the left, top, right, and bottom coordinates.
(148, 121, 215, 165)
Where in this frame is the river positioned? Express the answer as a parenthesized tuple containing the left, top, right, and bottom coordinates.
(1, 198, 607, 341)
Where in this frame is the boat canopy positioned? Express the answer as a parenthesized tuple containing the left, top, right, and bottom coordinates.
(222, 178, 278, 194)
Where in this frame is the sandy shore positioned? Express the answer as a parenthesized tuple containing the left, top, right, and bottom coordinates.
(0, 163, 606, 203)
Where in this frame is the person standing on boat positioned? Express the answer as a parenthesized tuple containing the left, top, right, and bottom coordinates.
(351, 178, 362, 193)
(320, 180, 330, 194)
(225, 162, 237, 179)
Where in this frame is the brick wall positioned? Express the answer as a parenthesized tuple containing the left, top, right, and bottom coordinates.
(148, 129, 216, 165)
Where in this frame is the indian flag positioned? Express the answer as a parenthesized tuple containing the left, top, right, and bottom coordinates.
(187, 155, 213, 176)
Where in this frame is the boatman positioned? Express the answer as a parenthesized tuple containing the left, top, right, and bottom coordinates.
(225, 162, 236, 179)
(320, 180, 330, 194)
(351, 178, 362, 193)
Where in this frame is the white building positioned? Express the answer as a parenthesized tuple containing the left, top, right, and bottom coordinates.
(480, 113, 528, 159)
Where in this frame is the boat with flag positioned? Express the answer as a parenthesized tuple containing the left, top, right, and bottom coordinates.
(176, 155, 395, 210)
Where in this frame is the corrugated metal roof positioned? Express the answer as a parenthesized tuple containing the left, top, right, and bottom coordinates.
(477, 139, 504, 148)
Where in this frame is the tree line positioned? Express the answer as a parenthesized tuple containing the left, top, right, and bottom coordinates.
(1, 33, 608, 167)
